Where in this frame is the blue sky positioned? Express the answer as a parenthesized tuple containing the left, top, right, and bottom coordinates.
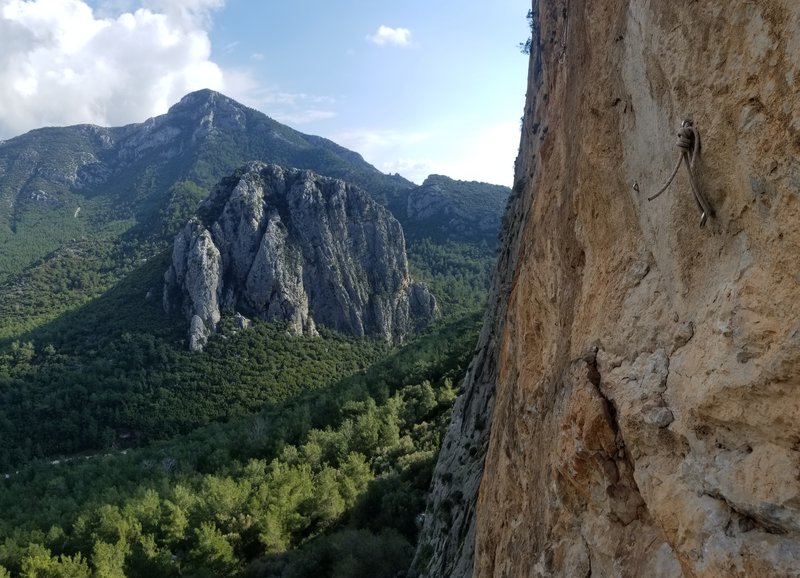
(0, 0, 530, 185)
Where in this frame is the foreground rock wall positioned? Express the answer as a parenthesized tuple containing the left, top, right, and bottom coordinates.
(416, 1, 800, 576)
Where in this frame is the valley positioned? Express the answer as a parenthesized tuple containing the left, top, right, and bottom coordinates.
(0, 90, 509, 576)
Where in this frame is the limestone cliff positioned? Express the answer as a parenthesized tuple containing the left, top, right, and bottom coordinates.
(164, 162, 436, 350)
(415, 1, 800, 576)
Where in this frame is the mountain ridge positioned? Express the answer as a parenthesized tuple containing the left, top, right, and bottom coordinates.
(405, 174, 510, 242)
(0, 89, 509, 285)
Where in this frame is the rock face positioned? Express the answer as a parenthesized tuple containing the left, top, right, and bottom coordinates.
(164, 162, 436, 350)
(415, 1, 800, 576)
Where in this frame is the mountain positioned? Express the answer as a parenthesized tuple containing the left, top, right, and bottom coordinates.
(404, 175, 510, 242)
(0, 89, 506, 346)
(414, 2, 800, 577)
(165, 162, 437, 350)
(0, 89, 415, 282)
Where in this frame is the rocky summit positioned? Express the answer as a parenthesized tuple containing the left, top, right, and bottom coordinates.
(164, 162, 437, 350)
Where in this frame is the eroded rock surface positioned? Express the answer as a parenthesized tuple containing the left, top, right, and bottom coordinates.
(164, 162, 436, 350)
(415, 1, 800, 576)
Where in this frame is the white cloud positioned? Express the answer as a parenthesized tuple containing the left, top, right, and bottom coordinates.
(218, 73, 337, 126)
(366, 25, 411, 46)
(275, 109, 336, 125)
(329, 128, 432, 183)
(0, 0, 226, 138)
(90, 0, 223, 24)
(380, 158, 434, 183)
(141, 0, 223, 27)
(222, 40, 239, 53)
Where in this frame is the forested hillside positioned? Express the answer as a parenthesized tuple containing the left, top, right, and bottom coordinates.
(0, 313, 480, 576)
(0, 232, 490, 575)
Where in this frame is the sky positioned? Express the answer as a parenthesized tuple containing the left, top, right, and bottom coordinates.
(0, 0, 531, 186)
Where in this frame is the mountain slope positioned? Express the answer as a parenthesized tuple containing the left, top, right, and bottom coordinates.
(403, 175, 510, 243)
(0, 89, 415, 282)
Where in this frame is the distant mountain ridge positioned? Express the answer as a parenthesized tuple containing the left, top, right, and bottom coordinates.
(0, 89, 413, 212)
(0, 87, 513, 356)
(405, 174, 510, 241)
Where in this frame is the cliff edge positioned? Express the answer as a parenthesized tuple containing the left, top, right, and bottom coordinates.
(415, 1, 800, 576)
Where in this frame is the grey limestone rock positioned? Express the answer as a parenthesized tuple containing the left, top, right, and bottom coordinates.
(164, 162, 436, 350)
(164, 220, 223, 350)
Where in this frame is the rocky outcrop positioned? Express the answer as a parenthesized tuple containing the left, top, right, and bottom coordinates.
(415, 1, 800, 576)
(164, 162, 436, 350)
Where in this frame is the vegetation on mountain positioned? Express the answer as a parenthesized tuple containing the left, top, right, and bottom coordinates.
(403, 175, 510, 244)
(0, 196, 493, 576)
(0, 250, 385, 468)
(408, 238, 495, 316)
(0, 90, 415, 285)
(519, 9, 534, 55)
(0, 311, 479, 577)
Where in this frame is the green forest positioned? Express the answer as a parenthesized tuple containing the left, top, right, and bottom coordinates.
(0, 219, 495, 576)
(0, 309, 481, 576)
